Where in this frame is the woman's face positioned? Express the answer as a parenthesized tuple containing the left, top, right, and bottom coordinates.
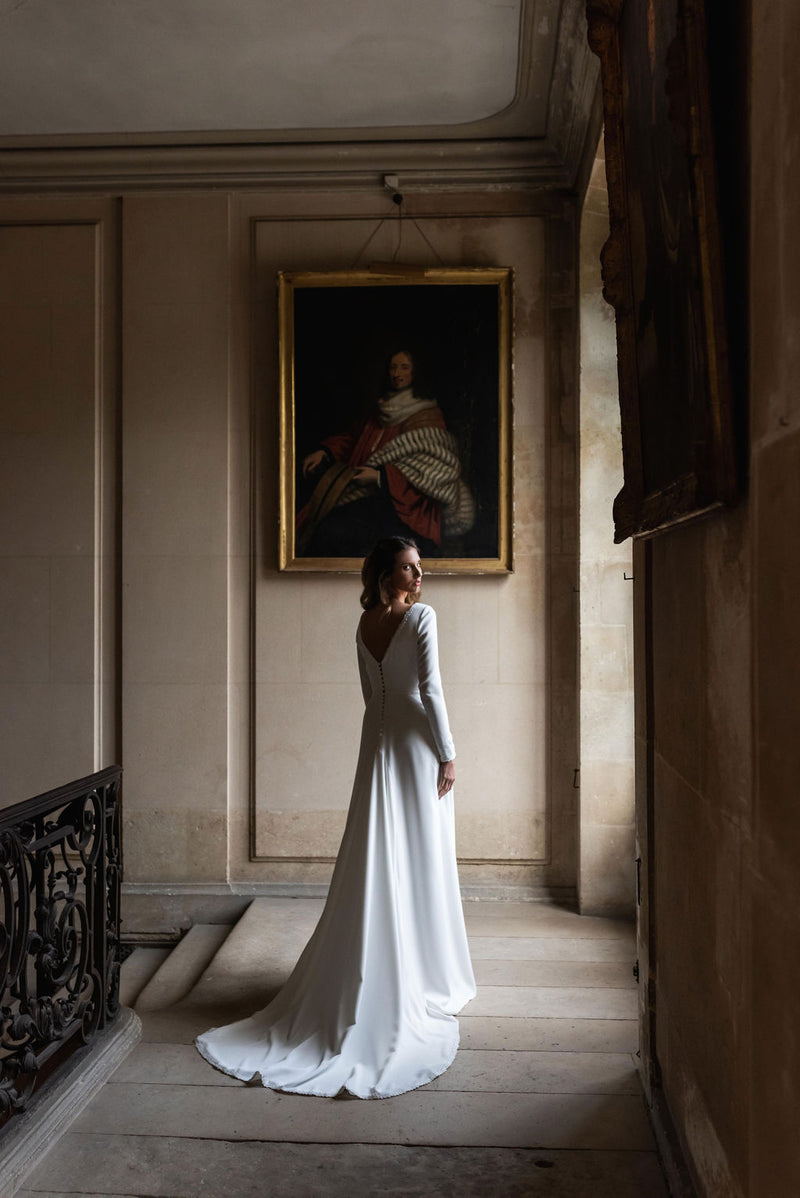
(389, 352, 414, 391)
(387, 547, 422, 599)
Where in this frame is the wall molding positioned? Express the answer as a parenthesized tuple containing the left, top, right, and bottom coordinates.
(0, 203, 121, 799)
(245, 207, 566, 876)
(0, 138, 576, 195)
(121, 880, 575, 903)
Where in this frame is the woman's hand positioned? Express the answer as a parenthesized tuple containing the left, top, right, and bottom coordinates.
(302, 449, 326, 476)
(354, 466, 380, 485)
(437, 759, 455, 799)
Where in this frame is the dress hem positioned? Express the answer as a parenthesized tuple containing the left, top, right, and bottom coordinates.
(194, 1026, 462, 1100)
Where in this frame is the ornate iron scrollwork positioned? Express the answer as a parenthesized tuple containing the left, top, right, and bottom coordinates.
(0, 767, 122, 1128)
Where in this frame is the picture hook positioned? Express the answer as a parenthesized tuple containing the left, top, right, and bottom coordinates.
(383, 173, 403, 205)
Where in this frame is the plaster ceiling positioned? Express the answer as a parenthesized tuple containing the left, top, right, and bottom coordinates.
(0, 0, 561, 141)
(0, 0, 599, 192)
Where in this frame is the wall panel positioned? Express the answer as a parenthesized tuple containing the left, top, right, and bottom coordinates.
(0, 188, 581, 918)
(0, 205, 118, 803)
(120, 194, 231, 883)
(245, 205, 566, 895)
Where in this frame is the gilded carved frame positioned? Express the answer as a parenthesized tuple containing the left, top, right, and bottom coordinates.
(278, 267, 513, 573)
(587, 0, 739, 542)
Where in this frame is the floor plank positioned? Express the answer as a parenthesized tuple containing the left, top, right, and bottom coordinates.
(112, 1042, 641, 1095)
(21, 1135, 670, 1198)
(473, 959, 636, 987)
(70, 1081, 657, 1151)
(459, 1015, 639, 1052)
(468, 935, 638, 961)
(463, 984, 638, 1019)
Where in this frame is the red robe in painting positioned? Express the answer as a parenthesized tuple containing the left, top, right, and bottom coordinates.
(297, 409, 447, 546)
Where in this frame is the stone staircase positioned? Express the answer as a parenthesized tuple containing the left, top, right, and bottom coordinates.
(120, 897, 324, 1016)
(122, 925, 229, 1011)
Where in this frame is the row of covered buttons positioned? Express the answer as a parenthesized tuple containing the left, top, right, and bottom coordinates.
(378, 661, 385, 739)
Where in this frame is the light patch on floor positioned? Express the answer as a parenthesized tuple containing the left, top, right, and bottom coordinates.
(22, 900, 668, 1197)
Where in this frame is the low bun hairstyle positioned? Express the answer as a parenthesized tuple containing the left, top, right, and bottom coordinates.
(360, 537, 419, 610)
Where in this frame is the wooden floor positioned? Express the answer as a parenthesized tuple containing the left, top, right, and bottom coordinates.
(20, 900, 669, 1197)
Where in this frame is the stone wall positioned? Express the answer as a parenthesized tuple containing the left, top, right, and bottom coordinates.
(639, 1, 800, 1192)
(0, 187, 582, 923)
(0, 202, 119, 800)
(578, 145, 635, 917)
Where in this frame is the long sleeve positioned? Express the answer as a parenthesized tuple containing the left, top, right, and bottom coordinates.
(357, 644, 373, 705)
(416, 605, 456, 762)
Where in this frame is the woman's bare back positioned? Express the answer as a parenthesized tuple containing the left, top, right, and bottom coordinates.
(358, 602, 413, 664)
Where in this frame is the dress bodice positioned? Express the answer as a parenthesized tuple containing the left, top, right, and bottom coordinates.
(356, 603, 455, 762)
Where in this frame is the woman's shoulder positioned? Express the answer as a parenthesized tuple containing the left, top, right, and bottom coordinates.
(411, 601, 437, 624)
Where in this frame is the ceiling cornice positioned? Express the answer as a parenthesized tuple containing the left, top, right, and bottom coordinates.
(0, 0, 599, 196)
(0, 137, 577, 195)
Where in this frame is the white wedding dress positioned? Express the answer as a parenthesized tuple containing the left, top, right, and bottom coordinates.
(195, 601, 476, 1098)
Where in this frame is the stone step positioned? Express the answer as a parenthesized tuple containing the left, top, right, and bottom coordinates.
(136, 1008, 640, 1055)
(18, 1139, 671, 1198)
(113, 1041, 641, 1096)
(179, 898, 638, 1015)
(119, 946, 172, 1008)
(71, 1080, 658, 1151)
(134, 924, 233, 1012)
(181, 898, 322, 1009)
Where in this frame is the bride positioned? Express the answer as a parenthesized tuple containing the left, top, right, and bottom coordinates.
(195, 536, 475, 1098)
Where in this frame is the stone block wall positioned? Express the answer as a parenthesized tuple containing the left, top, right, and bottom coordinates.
(578, 146, 635, 917)
(0, 186, 583, 921)
(638, 1, 800, 1192)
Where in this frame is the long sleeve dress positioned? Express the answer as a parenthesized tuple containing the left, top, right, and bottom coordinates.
(195, 601, 476, 1099)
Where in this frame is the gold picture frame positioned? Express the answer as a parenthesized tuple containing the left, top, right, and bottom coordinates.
(278, 267, 513, 573)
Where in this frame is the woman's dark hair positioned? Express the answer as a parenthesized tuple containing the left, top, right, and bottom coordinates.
(360, 536, 419, 610)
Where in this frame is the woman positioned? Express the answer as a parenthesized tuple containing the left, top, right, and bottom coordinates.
(296, 349, 475, 558)
(195, 537, 475, 1098)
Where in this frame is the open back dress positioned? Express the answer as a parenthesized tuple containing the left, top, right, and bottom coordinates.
(195, 601, 476, 1098)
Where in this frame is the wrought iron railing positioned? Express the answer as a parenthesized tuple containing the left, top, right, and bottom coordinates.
(0, 767, 122, 1128)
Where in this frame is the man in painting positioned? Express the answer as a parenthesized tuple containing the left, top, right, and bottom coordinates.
(296, 348, 474, 558)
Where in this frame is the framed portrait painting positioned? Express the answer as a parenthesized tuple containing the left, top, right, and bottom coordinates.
(278, 267, 512, 573)
(587, 0, 739, 542)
